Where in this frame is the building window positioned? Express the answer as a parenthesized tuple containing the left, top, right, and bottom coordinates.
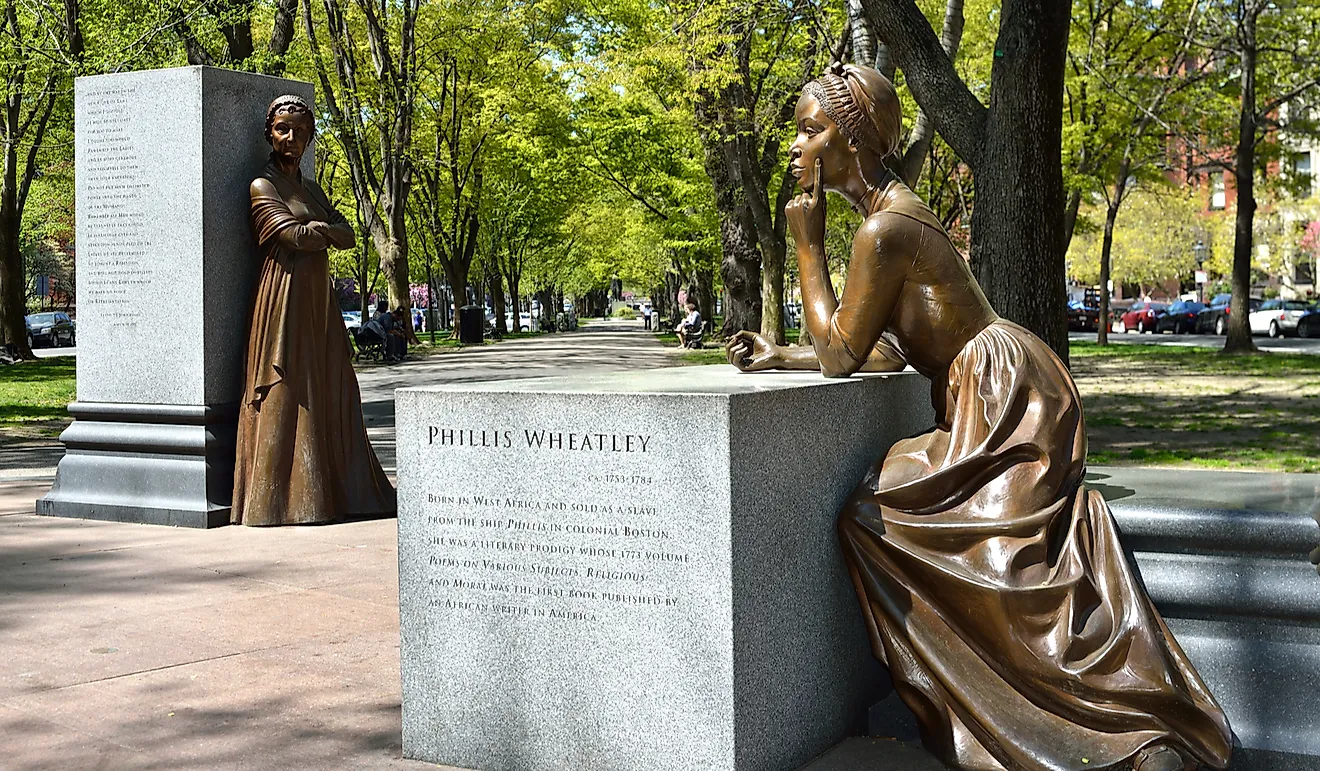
(1294, 152, 1314, 196)
(1295, 152, 1312, 176)
(1210, 173, 1226, 210)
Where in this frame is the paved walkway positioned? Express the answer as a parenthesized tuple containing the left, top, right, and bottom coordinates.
(355, 319, 675, 473)
(1, 320, 678, 770)
(7, 319, 676, 481)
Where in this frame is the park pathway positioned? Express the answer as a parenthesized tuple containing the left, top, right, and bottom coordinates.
(355, 318, 673, 473)
(0, 319, 679, 771)
(2, 318, 675, 481)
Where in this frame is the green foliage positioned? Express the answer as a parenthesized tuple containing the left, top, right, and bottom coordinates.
(1068, 185, 1208, 290)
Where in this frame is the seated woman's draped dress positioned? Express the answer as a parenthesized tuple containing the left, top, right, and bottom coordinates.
(232, 160, 395, 526)
(838, 182, 1231, 770)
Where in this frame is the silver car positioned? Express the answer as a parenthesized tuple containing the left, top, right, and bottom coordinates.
(1249, 299, 1311, 338)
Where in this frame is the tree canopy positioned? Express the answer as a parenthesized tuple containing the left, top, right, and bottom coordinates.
(5, 0, 1320, 356)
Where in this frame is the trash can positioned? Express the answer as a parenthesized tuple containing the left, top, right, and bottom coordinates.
(458, 305, 484, 345)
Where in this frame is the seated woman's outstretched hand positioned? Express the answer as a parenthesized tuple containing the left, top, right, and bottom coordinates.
(726, 330, 782, 372)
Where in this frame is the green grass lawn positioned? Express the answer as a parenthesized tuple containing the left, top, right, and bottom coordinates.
(1070, 341, 1320, 473)
(1069, 340, 1320, 377)
(677, 337, 1320, 473)
(0, 358, 75, 425)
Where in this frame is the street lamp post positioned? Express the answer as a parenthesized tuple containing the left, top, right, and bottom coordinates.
(1193, 240, 1209, 303)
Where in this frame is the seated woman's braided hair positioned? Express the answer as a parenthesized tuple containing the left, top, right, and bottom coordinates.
(264, 94, 314, 145)
(801, 62, 902, 159)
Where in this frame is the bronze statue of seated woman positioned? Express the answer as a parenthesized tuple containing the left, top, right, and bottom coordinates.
(726, 63, 1231, 771)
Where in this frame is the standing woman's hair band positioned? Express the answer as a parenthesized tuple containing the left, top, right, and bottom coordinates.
(264, 94, 314, 143)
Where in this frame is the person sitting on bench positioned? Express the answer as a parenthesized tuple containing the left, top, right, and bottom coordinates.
(675, 301, 702, 347)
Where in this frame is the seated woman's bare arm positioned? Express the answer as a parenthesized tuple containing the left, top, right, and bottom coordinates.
(733, 337, 908, 372)
(808, 212, 915, 377)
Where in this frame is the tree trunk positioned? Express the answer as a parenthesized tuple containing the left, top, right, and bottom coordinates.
(507, 273, 521, 330)
(1062, 188, 1082, 251)
(900, 0, 966, 187)
(0, 174, 27, 358)
(1, 86, 28, 358)
(375, 232, 410, 312)
(760, 244, 786, 344)
(444, 260, 469, 341)
(1097, 196, 1121, 347)
(536, 288, 555, 328)
(423, 248, 438, 343)
(1224, 9, 1259, 354)
(848, 0, 877, 67)
(697, 108, 762, 338)
(968, 2, 1071, 363)
(357, 230, 370, 319)
(664, 271, 683, 327)
(692, 267, 717, 332)
(488, 269, 507, 336)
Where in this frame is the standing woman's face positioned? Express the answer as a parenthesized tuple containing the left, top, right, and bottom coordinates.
(788, 93, 852, 192)
(270, 110, 314, 163)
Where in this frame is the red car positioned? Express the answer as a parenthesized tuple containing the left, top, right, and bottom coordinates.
(1119, 301, 1168, 333)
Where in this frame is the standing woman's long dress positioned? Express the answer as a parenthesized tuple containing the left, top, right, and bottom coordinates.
(232, 160, 395, 525)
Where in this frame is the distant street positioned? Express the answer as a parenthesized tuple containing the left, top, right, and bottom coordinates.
(1069, 330, 1320, 354)
(32, 346, 76, 358)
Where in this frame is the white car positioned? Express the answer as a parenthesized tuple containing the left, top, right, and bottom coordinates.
(1249, 299, 1311, 338)
(504, 312, 535, 331)
(342, 311, 361, 331)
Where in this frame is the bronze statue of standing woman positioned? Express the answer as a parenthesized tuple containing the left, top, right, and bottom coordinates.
(727, 64, 1231, 771)
(232, 95, 395, 526)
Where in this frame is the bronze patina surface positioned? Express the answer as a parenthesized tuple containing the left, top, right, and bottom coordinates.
(232, 96, 395, 526)
(727, 64, 1231, 771)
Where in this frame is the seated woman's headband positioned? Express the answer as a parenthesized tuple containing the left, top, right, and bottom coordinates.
(802, 62, 900, 158)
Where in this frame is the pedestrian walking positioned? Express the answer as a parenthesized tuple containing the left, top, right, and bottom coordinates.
(641, 303, 653, 331)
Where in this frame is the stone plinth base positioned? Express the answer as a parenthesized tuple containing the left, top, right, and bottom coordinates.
(38, 66, 315, 527)
(395, 365, 936, 771)
(35, 402, 234, 528)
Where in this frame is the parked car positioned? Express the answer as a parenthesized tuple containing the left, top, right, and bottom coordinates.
(1067, 301, 1100, 331)
(504, 311, 535, 332)
(24, 311, 75, 348)
(1298, 306, 1320, 338)
(342, 311, 361, 332)
(1195, 294, 1231, 335)
(1195, 293, 1263, 335)
(1249, 299, 1312, 338)
(1119, 302, 1168, 333)
(1155, 301, 1205, 334)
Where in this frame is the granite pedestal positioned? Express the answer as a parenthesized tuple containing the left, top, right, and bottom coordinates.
(37, 66, 314, 528)
(395, 365, 936, 771)
(1097, 468, 1320, 760)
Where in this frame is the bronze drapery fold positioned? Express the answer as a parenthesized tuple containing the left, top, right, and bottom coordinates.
(232, 161, 395, 526)
(839, 320, 1232, 770)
